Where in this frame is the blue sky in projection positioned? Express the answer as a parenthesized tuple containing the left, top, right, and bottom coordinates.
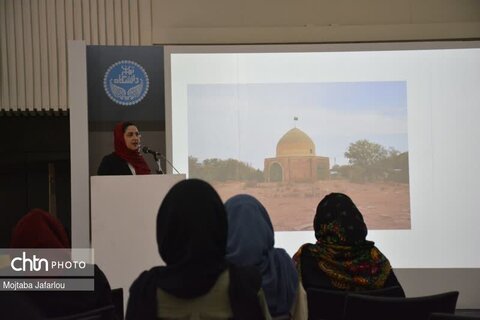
(187, 81, 408, 169)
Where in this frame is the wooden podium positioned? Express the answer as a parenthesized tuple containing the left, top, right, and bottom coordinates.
(90, 174, 185, 312)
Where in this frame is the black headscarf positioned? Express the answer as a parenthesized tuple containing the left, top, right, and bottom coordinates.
(126, 179, 264, 320)
(155, 178, 228, 297)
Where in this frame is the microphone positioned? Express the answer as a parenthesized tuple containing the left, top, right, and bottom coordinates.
(141, 146, 161, 156)
(141, 146, 181, 175)
(141, 146, 163, 174)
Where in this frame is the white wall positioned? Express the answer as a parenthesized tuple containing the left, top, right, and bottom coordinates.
(152, 0, 480, 44)
(0, 0, 153, 112)
(55, 0, 480, 308)
(2, 0, 479, 111)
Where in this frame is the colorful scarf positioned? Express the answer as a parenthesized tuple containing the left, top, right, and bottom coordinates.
(293, 193, 391, 290)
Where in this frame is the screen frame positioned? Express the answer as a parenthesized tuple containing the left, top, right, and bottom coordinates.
(164, 40, 480, 269)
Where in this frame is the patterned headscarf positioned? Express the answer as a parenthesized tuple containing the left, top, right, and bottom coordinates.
(225, 194, 298, 317)
(113, 122, 150, 175)
(294, 193, 391, 290)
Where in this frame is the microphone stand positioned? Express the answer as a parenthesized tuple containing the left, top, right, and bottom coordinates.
(142, 146, 179, 174)
(153, 153, 164, 174)
(161, 155, 181, 175)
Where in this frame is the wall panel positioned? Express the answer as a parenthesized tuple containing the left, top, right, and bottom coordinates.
(0, 0, 152, 112)
(90, 0, 99, 45)
(38, 0, 50, 108)
(14, 0, 26, 110)
(46, 0, 59, 110)
(138, 0, 151, 45)
(6, 0, 17, 110)
(73, 0, 83, 40)
(22, 0, 34, 109)
(1, 0, 478, 112)
(129, 0, 139, 45)
(82, 0, 91, 43)
(57, 0, 67, 109)
(31, 0, 42, 108)
(97, 0, 106, 45)
(122, 0, 130, 44)
(0, 0, 10, 109)
(105, 0, 115, 45)
(114, 0, 123, 44)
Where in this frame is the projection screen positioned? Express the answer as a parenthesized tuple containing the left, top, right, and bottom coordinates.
(164, 41, 480, 270)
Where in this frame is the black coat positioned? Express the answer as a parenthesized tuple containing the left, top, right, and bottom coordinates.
(126, 265, 266, 320)
(0, 265, 114, 319)
(97, 153, 132, 175)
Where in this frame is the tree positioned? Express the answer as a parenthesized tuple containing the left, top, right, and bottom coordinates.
(344, 140, 388, 182)
(380, 151, 409, 183)
(345, 139, 388, 167)
(188, 156, 264, 182)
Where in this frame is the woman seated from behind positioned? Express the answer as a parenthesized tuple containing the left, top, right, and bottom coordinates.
(225, 194, 306, 320)
(126, 179, 271, 320)
(293, 193, 403, 293)
(9, 208, 115, 319)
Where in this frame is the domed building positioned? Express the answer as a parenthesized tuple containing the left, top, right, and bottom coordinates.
(264, 127, 330, 182)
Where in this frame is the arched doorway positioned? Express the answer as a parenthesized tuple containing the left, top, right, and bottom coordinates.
(269, 163, 283, 182)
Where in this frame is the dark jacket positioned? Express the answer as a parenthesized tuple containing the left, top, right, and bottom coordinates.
(0, 265, 115, 319)
(97, 153, 132, 175)
(126, 265, 266, 320)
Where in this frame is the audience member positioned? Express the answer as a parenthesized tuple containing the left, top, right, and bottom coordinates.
(293, 193, 403, 293)
(0, 293, 42, 320)
(126, 179, 271, 320)
(225, 194, 306, 319)
(8, 208, 115, 319)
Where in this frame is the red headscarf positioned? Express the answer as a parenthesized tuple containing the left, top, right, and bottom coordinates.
(114, 122, 151, 175)
(10, 208, 70, 249)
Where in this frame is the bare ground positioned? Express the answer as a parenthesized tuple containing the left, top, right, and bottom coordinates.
(212, 179, 411, 231)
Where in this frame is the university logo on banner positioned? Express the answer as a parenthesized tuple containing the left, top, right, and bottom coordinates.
(103, 60, 150, 106)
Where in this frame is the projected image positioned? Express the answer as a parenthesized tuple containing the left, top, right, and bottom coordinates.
(188, 81, 410, 231)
